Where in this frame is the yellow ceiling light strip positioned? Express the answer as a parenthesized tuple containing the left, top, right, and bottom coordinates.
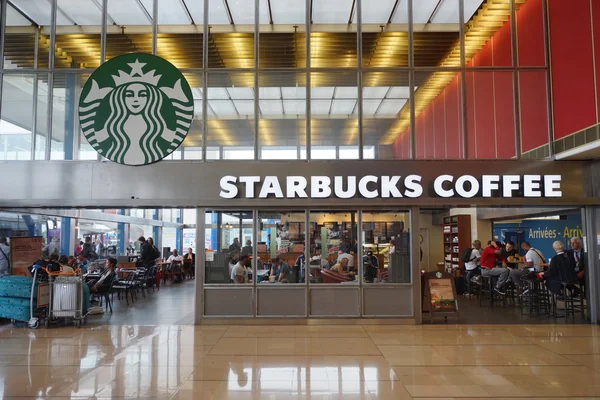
(381, 0, 524, 145)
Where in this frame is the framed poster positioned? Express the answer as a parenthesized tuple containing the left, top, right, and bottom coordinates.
(10, 236, 43, 276)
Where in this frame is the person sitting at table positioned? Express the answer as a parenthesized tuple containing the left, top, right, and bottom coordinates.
(269, 257, 293, 283)
(230, 254, 249, 284)
(336, 250, 354, 270)
(521, 241, 546, 272)
(539, 241, 577, 296)
(503, 241, 524, 290)
(87, 257, 117, 294)
(241, 240, 253, 256)
(330, 258, 354, 280)
(58, 255, 74, 274)
(167, 249, 183, 263)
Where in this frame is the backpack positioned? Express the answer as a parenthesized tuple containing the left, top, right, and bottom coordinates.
(460, 248, 475, 263)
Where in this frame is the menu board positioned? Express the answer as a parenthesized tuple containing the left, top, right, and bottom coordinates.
(10, 236, 43, 276)
(422, 271, 459, 321)
(428, 278, 455, 310)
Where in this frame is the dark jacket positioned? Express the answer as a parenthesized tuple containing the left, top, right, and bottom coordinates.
(140, 241, 156, 267)
(545, 252, 577, 295)
(566, 249, 586, 273)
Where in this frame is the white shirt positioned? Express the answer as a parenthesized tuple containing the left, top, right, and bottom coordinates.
(167, 254, 183, 263)
(336, 253, 354, 267)
(465, 248, 481, 271)
(525, 248, 545, 271)
(0, 243, 9, 276)
(60, 265, 74, 273)
(230, 262, 245, 282)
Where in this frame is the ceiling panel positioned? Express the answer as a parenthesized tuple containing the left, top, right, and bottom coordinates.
(283, 100, 306, 115)
(140, 0, 189, 24)
(431, 0, 459, 24)
(334, 87, 358, 99)
(182, 0, 204, 24)
(363, 87, 389, 99)
(233, 100, 255, 116)
(259, 88, 281, 100)
(331, 99, 356, 115)
(229, 0, 266, 24)
(378, 99, 407, 115)
(311, 87, 335, 99)
(396, 0, 438, 24)
(209, 100, 237, 116)
(269, 0, 305, 24)
(387, 86, 411, 98)
(108, 0, 150, 25)
(359, 0, 395, 24)
(6, 5, 32, 26)
(207, 88, 230, 100)
(57, 0, 101, 25)
(464, 0, 485, 21)
(363, 99, 382, 116)
(313, 0, 354, 24)
(208, 0, 230, 24)
(311, 100, 332, 115)
(259, 100, 284, 116)
(228, 88, 255, 100)
(10, 0, 65, 26)
(281, 87, 306, 99)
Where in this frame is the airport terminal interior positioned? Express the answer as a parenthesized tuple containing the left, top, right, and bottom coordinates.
(1, 0, 600, 398)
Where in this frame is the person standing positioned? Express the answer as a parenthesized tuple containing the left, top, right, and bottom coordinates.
(183, 247, 196, 279)
(0, 237, 10, 276)
(479, 240, 509, 295)
(229, 238, 241, 252)
(139, 236, 155, 268)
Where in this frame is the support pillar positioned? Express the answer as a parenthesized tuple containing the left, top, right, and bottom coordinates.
(583, 206, 600, 324)
(410, 206, 422, 324)
(60, 217, 70, 255)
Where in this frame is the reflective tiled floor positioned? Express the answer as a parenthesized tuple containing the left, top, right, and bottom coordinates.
(0, 322, 599, 399)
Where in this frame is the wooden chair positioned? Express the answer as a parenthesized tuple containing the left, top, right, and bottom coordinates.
(171, 261, 184, 283)
(161, 263, 172, 284)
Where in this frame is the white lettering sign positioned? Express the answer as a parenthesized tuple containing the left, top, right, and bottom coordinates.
(219, 174, 564, 199)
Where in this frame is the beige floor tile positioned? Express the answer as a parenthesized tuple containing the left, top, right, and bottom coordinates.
(430, 344, 579, 366)
(565, 354, 600, 371)
(368, 329, 528, 346)
(209, 337, 380, 356)
(501, 324, 600, 337)
(169, 380, 227, 400)
(524, 336, 600, 354)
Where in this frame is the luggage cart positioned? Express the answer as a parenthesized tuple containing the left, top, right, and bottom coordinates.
(46, 270, 85, 328)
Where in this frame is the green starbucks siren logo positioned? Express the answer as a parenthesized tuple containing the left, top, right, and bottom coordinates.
(79, 53, 194, 166)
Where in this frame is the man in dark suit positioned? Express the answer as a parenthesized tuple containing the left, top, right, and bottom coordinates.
(541, 241, 577, 296)
(567, 237, 586, 297)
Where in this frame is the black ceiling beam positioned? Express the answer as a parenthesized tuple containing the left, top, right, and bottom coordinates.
(348, 0, 356, 24)
(387, 0, 400, 24)
(267, 0, 273, 24)
(223, 0, 234, 25)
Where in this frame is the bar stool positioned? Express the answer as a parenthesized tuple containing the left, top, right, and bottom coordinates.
(521, 278, 551, 317)
(552, 281, 586, 322)
(479, 275, 506, 308)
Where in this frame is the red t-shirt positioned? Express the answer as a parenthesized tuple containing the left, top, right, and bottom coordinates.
(480, 246, 505, 269)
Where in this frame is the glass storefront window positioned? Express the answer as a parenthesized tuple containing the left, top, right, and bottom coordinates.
(0, 75, 33, 160)
(361, 211, 411, 284)
(309, 211, 357, 284)
(204, 210, 253, 285)
(256, 211, 305, 284)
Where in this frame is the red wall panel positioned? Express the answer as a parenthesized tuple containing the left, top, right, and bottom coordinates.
(465, 72, 477, 158)
(444, 76, 461, 159)
(423, 104, 435, 158)
(517, 0, 545, 66)
(520, 71, 549, 152)
(493, 18, 512, 67)
(415, 112, 424, 159)
(494, 71, 516, 158)
(433, 92, 446, 159)
(592, 1, 600, 122)
(549, 0, 596, 139)
(474, 72, 496, 159)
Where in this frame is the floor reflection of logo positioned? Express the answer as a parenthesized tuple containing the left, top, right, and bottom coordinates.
(79, 53, 194, 166)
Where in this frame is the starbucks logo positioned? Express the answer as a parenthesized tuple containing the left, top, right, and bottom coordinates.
(79, 53, 194, 166)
